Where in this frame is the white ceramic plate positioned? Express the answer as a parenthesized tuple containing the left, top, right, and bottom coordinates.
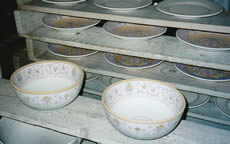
(94, 0, 152, 11)
(103, 21, 167, 40)
(180, 91, 210, 108)
(156, 0, 223, 18)
(48, 43, 98, 58)
(215, 97, 230, 118)
(104, 52, 163, 69)
(86, 72, 99, 81)
(176, 29, 230, 51)
(175, 63, 230, 82)
(42, 0, 86, 5)
(42, 14, 100, 33)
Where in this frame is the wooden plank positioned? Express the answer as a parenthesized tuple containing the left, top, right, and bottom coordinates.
(17, 25, 230, 71)
(25, 40, 230, 99)
(17, 0, 230, 33)
(82, 75, 230, 126)
(0, 78, 230, 144)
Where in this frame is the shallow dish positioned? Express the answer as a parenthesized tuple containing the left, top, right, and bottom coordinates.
(10, 60, 84, 110)
(176, 29, 230, 51)
(42, 0, 86, 5)
(104, 53, 163, 69)
(175, 63, 230, 82)
(94, 0, 152, 11)
(156, 0, 223, 18)
(180, 91, 210, 108)
(214, 97, 230, 118)
(103, 21, 167, 41)
(48, 43, 98, 58)
(102, 78, 186, 140)
(42, 14, 100, 33)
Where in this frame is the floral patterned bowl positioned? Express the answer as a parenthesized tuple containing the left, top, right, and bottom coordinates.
(10, 60, 84, 110)
(102, 78, 186, 140)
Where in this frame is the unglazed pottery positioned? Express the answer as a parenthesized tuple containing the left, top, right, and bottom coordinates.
(102, 78, 186, 140)
(10, 60, 84, 110)
(43, 14, 100, 33)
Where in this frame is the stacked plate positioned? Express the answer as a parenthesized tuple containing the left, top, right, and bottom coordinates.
(104, 52, 163, 69)
(215, 97, 230, 118)
(43, 14, 100, 33)
(94, 0, 152, 11)
(48, 43, 98, 58)
(156, 0, 223, 18)
(175, 63, 230, 82)
(42, 0, 86, 5)
(103, 21, 167, 41)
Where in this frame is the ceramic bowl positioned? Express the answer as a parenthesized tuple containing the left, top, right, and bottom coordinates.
(102, 78, 186, 140)
(10, 60, 84, 110)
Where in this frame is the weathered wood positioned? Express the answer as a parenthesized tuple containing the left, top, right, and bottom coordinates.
(17, 0, 230, 33)
(13, 9, 230, 71)
(24, 40, 230, 99)
(0, 78, 230, 144)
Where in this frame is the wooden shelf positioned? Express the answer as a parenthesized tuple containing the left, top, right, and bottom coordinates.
(1, 78, 230, 144)
(16, 0, 230, 33)
(24, 39, 230, 99)
(14, 10, 230, 71)
(82, 75, 230, 126)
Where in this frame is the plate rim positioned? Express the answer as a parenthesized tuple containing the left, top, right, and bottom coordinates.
(176, 29, 230, 51)
(47, 44, 98, 58)
(174, 63, 230, 82)
(156, 0, 223, 18)
(104, 52, 163, 69)
(103, 21, 167, 40)
(42, 14, 100, 31)
(214, 97, 230, 118)
(93, 0, 152, 11)
(42, 0, 86, 5)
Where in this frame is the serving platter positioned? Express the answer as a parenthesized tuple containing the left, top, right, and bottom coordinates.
(42, 0, 86, 5)
(48, 43, 98, 58)
(176, 29, 230, 51)
(103, 21, 167, 41)
(175, 63, 230, 82)
(94, 0, 152, 11)
(215, 97, 230, 118)
(104, 53, 163, 69)
(180, 91, 210, 108)
(156, 0, 223, 18)
(42, 14, 100, 33)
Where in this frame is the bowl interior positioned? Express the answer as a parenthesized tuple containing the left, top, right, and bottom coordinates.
(12, 61, 83, 93)
(103, 79, 185, 122)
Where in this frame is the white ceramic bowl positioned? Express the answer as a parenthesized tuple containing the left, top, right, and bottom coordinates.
(102, 78, 186, 140)
(10, 60, 84, 110)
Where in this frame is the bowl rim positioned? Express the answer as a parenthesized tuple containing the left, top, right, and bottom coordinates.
(10, 60, 84, 95)
(102, 78, 186, 124)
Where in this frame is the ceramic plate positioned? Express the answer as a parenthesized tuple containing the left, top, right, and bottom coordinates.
(48, 43, 98, 58)
(103, 21, 167, 40)
(94, 0, 152, 11)
(86, 72, 99, 81)
(104, 52, 163, 69)
(180, 91, 210, 108)
(176, 29, 230, 51)
(156, 0, 223, 18)
(215, 97, 230, 118)
(175, 63, 230, 82)
(100, 75, 122, 88)
(42, 14, 100, 33)
(42, 0, 86, 5)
